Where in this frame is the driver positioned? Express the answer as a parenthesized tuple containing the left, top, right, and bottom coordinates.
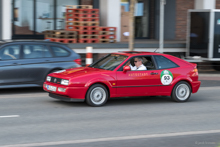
(133, 57, 147, 70)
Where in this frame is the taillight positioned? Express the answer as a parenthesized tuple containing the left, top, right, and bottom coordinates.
(74, 59, 81, 65)
(191, 63, 198, 75)
(193, 68, 198, 73)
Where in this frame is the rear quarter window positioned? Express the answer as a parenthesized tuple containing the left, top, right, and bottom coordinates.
(154, 55, 179, 69)
(50, 46, 70, 57)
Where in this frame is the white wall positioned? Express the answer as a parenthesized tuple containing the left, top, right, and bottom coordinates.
(0, 0, 2, 40)
(100, 0, 121, 42)
(195, 0, 215, 9)
(2, 0, 11, 40)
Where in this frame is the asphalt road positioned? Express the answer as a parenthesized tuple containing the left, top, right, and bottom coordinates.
(0, 83, 220, 147)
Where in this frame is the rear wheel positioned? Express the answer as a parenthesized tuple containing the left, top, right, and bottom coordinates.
(171, 81, 191, 102)
(86, 84, 108, 107)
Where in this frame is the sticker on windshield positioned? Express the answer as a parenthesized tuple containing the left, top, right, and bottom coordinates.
(160, 70, 173, 85)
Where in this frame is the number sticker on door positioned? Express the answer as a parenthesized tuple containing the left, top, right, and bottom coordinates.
(160, 70, 173, 85)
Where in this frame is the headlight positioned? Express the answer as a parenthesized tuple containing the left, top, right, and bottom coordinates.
(58, 87, 66, 92)
(46, 76, 51, 82)
(61, 79, 69, 85)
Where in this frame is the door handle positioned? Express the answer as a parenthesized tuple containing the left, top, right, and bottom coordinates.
(151, 72, 158, 75)
(12, 63, 21, 65)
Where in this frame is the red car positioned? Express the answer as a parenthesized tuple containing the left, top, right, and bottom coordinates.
(43, 51, 201, 106)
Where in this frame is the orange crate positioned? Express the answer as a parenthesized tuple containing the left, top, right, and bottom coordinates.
(90, 18, 99, 22)
(79, 35, 91, 39)
(66, 9, 75, 13)
(66, 13, 74, 17)
(66, 22, 75, 26)
(99, 27, 117, 31)
(90, 35, 99, 39)
(100, 39, 116, 43)
(99, 35, 116, 39)
(90, 39, 99, 43)
(88, 14, 99, 18)
(66, 17, 75, 21)
(72, 9, 99, 14)
(90, 31, 99, 35)
(65, 39, 77, 43)
(66, 9, 91, 14)
(90, 9, 99, 14)
(78, 30, 90, 35)
(55, 39, 66, 43)
(49, 38, 57, 42)
(65, 26, 82, 31)
(88, 26, 99, 31)
(99, 31, 116, 35)
(79, 39, 90, 43)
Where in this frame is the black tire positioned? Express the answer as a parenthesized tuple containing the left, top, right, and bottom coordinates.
(171, 81, 191, 102)
(86, 84, 108, 107)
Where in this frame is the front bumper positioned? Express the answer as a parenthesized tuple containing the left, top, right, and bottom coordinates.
(43, 82, 88, 100)
(49, 93, 84, 102)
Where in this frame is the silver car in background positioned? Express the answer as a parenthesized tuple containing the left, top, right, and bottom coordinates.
(0, 40, 81, 88)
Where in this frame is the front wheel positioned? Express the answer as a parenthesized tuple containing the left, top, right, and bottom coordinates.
(86, 84, 108, 107)
(171, 81, 191, 102)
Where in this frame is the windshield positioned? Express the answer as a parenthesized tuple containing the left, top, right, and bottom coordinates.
(89, 54, 128, 70)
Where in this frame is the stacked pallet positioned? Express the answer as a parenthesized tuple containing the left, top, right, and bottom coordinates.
(65, 5, 100, 43)
(44, 30, 77, 43)
(99, 27, 117, 43)
(44, 5, 117, 44)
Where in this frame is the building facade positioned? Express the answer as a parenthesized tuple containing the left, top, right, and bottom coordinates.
(0, 0, 219, 42)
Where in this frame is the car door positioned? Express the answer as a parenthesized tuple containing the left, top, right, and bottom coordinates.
(116, 56, 161, 97)
(0, 45, 24, 85)
(20, 44, 53, 84)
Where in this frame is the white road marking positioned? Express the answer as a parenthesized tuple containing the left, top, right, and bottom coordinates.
(0, 93, 47, 99)
(2, 129, 220, 147)
(0, 115, 19, 118)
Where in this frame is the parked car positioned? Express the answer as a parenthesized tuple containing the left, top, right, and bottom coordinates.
(0, 40, 81, 88)
(43, 51, 201, 107)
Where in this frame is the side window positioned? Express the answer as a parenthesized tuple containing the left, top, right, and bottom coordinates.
(118, 56, 155, 71)
(23, 45, 52, 59)
(50, 46, 70, 57)
(0, 45, 20, 60)
(154, 55, 179, 69)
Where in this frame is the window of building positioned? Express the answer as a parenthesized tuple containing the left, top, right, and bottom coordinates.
(120, 0, 150, 39)
(12, 0, 80, 39)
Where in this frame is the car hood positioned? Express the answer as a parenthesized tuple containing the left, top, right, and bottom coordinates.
(49, 67, 110, 79)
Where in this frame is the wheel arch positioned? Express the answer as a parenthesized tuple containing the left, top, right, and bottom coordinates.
(171, 79, 192, 96)
(85, 82, 110, 99)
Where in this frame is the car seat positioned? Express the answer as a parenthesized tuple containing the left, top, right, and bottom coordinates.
(143, 60, 155, 69)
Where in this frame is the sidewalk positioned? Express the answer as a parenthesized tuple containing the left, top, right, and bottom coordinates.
(198, 68, 220, 87)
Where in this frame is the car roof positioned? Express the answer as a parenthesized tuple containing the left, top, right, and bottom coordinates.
(112, 51, 163, 56)
(0, 40, 65, 46)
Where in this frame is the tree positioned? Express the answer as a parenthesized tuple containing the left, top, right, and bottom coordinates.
(129, 0, 136, 51)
